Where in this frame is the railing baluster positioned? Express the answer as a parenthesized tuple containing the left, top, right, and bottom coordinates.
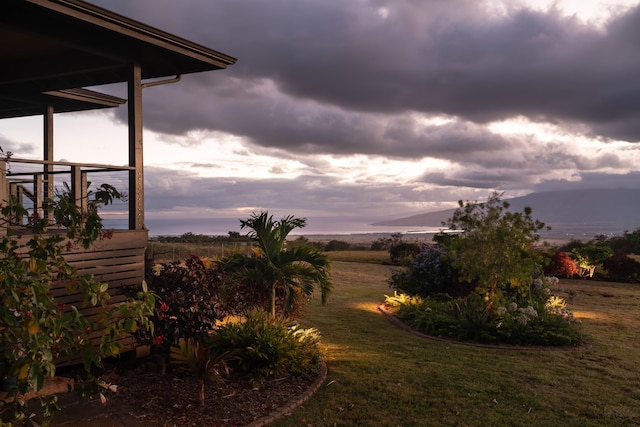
(34, 174, 43, 220)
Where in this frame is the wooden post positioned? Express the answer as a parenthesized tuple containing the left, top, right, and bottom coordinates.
(44, 105, 54, 221)
(128, 64, 144, 230)
(11, 184, 24, 224)
(33, 174, 43, 219)
(70, 166, 83, 210)
(0, 161, 7, 235)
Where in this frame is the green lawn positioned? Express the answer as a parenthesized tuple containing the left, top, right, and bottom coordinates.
(272, 260, 640, 427)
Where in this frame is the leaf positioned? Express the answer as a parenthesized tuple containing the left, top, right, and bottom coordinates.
(124, 319, 137, 333)
(29, 257, 38, 273)
(27, 318, 39, 334)
(18, 364, 30, 380)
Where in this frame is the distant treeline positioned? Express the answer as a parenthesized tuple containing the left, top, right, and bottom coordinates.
(559, 228, 640, 255)
(151, 231, 248, 243)
(150, 231, 408, 252)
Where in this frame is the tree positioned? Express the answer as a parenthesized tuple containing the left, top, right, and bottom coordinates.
(438, 192, 547, 309)
(389, 242, 420, 265)
(220, 211, 332, 318)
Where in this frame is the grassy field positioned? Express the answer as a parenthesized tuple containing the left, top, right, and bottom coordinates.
(268, 258, 640, 427)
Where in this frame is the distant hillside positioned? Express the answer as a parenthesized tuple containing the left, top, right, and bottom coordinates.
(372, 189, 640, 236)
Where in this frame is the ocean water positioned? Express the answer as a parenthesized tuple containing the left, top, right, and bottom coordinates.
(120, 215, 633, 242)
(144, 216, 446, 238)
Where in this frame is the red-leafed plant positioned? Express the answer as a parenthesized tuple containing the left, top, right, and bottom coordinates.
(544, 251, 578, 278)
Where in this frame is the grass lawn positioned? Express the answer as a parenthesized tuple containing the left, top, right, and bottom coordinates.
(272, 259, 640, 426)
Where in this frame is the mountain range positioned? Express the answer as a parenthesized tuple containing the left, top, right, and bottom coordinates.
(372, 189, 640, 238)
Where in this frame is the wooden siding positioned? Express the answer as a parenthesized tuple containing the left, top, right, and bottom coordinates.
(15, 229, 148, 363)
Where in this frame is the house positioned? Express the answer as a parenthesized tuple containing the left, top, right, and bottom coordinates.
(0, 0, 236, 352)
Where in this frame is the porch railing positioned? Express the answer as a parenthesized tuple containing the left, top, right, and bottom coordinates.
(1, 157, 134, 232)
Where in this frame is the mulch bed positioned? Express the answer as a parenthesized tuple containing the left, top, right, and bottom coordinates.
(102, 357, 326, 427)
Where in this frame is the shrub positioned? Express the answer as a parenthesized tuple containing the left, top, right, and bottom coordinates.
(371, 233, 403, 251)
(544, 251, 578, 278)
(608, 228, 640, 254)
(388, 244, 474, 298)
(384, 193, 582, 347)
(602, 253, 640, 283)
(389, 242, 420, 264)
(125, 256, 225, 356)
(212, 309, 321, 386)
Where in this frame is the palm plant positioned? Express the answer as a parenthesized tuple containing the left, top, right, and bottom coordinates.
(221, 211, 332, 318)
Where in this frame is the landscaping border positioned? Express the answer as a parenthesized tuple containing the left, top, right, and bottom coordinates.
(378, 304, 588, 351)
(245, 359, 328, 427)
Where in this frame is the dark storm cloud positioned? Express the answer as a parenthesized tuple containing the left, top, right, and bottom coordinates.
(94, 0, 640, 150)
(143, 166, 458, 217)
(72, 0, 640, 229)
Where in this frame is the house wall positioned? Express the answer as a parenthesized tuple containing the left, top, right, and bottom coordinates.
(15, 229, 149, 362)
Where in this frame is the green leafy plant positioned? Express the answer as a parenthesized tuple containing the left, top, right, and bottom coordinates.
(212, 309, 321, 386)
(124, 256, 225, 362)
(0, 186, 154, 424)
(388, 244, 474, 298)
(169, 338, 237, 405)
(220, 211, 332, 318)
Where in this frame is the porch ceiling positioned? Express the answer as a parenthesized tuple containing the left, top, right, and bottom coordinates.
(0, 0, 237, 119)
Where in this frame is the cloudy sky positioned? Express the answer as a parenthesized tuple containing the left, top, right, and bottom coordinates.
(3, 0, 640, 235)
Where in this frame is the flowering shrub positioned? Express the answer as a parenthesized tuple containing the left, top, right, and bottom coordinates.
(124, 256, 225, 357)
(385, 276, 581, 346)
(388, 244, 474, 298)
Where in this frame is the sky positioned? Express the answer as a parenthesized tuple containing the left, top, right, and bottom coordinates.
(2, 0, 640, 235)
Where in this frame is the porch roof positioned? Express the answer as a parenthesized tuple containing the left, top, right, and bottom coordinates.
(0, 0, 237, 119)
